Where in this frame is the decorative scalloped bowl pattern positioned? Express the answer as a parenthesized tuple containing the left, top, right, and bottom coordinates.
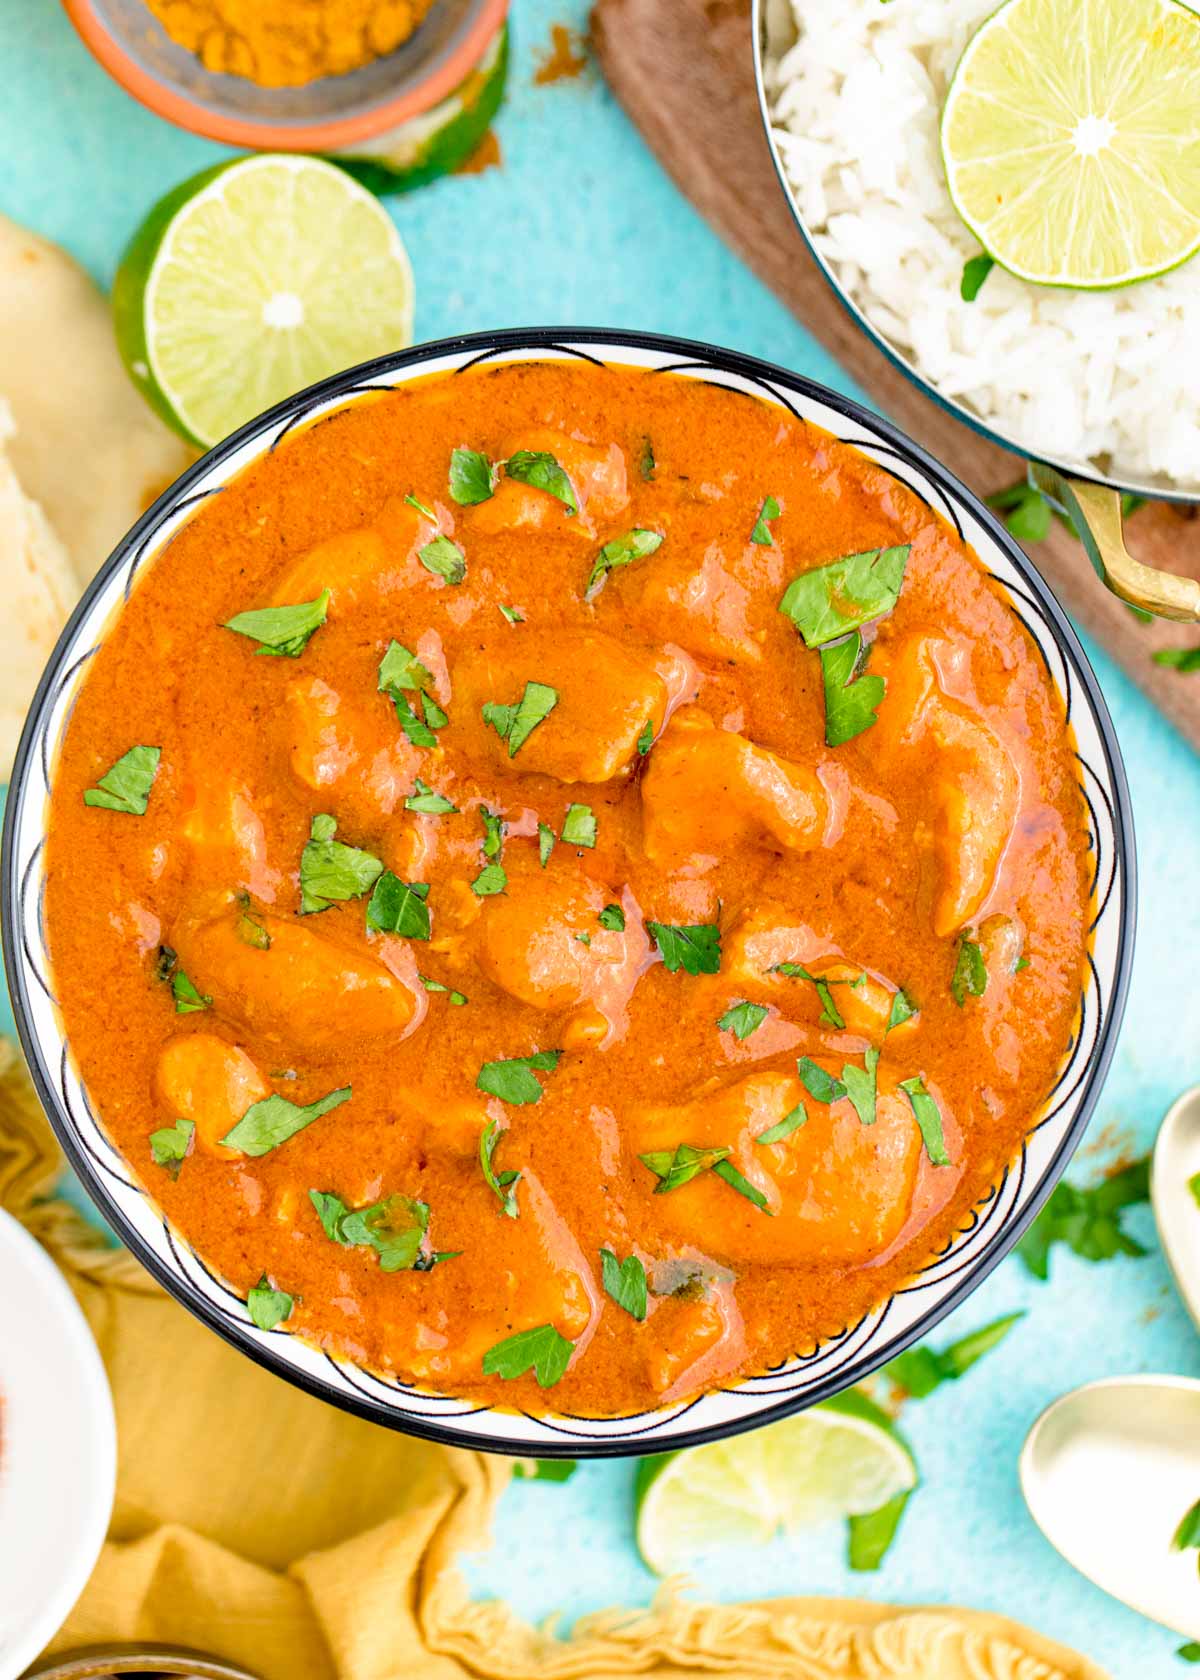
(1, 330, 1135, 1458)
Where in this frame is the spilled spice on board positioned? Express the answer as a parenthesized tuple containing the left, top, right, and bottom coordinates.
(533, 23, 588, 85)
(455, 130, 503, 175)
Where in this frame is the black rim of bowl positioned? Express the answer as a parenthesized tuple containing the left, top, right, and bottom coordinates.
(1, 326, 1138, 1458)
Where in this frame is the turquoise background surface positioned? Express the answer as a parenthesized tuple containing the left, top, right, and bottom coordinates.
(2, 3, 1198, 1673)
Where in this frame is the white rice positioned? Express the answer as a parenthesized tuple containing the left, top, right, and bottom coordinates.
(762, 0, 1200, 489)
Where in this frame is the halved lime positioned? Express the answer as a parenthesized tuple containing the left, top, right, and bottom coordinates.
(113, 155, 415, 448)
(634, 1390, 917, 1575)
(941, 0, 1200, 289)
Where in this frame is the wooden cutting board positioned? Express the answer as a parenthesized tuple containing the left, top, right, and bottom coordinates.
(590, 0, 1200, 749)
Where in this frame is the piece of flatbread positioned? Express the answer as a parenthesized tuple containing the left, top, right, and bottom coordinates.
(0, 212, 192, 585)
(0, 399, 81, 775)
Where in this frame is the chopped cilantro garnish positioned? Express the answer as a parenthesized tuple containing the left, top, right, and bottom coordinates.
(366, 872, 431, 939)
(537, 822, 555, 867)
(960, 252, 995, 302)
(951, 933, 988, 1006)
(480, 1116, 521, 1217)
(482, 1324, 574, 1387)
(821, 632, 886, 747)
(887, 989, 917, 1032)
(647, 921, 721, 975)
(598, 903, 625, 932)
(600, 1248, 648, 1320)
(299, 814, 383, 914)
(505, 450, 577, 515)
(223, 589, 330, 658)
(586, 527, 663, 595)
(449, 446, 496, 505)
(149, 1117, 194, 1179)
(418, 533, 466, 585)
(471, 862, 507, 896)
(717, 1000, 769, 1040)
(83, 745, 161, 814)
(482, 680, 559, 757)
(405, 778, 457, 814)
(1016, 1157, 1150, 1279)
(476, 1050, 561, 1106)
(561, 803, 597, 848)
(221, 1086, 351, 1157)
(797, 1056, 847, 1106)
(419, 975, 467, 1005)
(899, 1075, 950, 1166)
(636, 718, 655, 756)
(499, 603, 525, 624)
(247, 1276, 294, 1331)
(756, 1104, 807, 1145)
(883, 1310, 1023, 1398)
(750, 495, 780, 545)
(480, 807, 505, 858)
(779, 546, 910, 647)
(171, 969, 211, 1014)
(640, 1142, 730, 1193)
(842, 1047, 880, 1127)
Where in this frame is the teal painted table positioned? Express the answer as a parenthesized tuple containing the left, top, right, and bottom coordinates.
(2, 3, 1197, 1673)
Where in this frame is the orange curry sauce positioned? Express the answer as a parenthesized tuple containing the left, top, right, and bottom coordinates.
(42, 362, 1092, 1416)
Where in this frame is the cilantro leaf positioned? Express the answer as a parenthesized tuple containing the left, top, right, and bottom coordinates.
(499, 603, 525, 624)
(756, 1104, 806, 1145)
(600, 1248, 648, 1320)
(586, 527, 663, 594)
(449, 446, 496, 505)
(480, 807, 505, 859)
(419, 533, 467, 585)
(640, 438, 656, 481)
(222, 589, 330, 658)
(951, 933, 987, 1006)
(1154, 647, 1200, 673)
(235, 896, 271, 949)
(515, 1458, 579, 1481)
(647, 921, 721, 975)
(1174, 1498, 1200, 1554)
(339, 1193, 430, 1272)
(770, 961, 863, 1029)
(1015, 1157, 1150, 1280)
(717, 1000, 769, 1041)
(887, 989, 917, 1032)
(797, 1056, 847, 1106)
(899, 1075, 950, 1166)
(883, 1310, 1024, 1399)
(641, 1142, 730, 1193)
(366, 872, 431, 939)
(149, 1117, 194, 1179)
(1179, 1643, 1200, 1665)
(505, 450, 577, 515)
(750, 494, 781, 545)
(471, 862, 507, 896)
(482, 680, 559, 757)
(378, 642, 444, 746)
(598, 904, 625, 931)
(848, 1490, 912, 1572)
(821, 632, 886, 747)
(480, 1116, 521, 1217)
(960, 252, 995, 302)
(1189, 1171, 1200, 1209)
(779, 546, 909, 647)
(713, 1158, 771, 1211)
(83, 745, 161, 814)
(482, 1323, 575, 1387)
(308, 1187, 430, 1271)
(221, 1085, 351, 1156)
(247, 1275, 294, 1331)
(405, 493, 436, 520)
(299, 814, 383, 914)
(171, 969, 211, 1014)
(561, 803, 597, 848)
(477, 1050, 561, 1106)
(636, 718, 655, 756)
(419, 975, 467, 1005)
(842, 1047, 880, 1127)
(987, 481, 1053, 545)
(378, 639, 434, 695)
(538, 822, 556, 867)
(405, 778, 457, 814)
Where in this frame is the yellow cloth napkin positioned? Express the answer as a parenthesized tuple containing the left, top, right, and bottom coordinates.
(0, 1040, 1109, 1680)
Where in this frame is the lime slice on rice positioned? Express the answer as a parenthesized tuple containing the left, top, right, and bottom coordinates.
(941, 0, 1200, 290)
(113, 155, 414, 448)
(634, 1390, 917, 1575)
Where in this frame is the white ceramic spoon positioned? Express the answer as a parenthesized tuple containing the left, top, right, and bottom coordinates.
(1019, 1089, 1200, 1639)
(1020, 1375, 1200, 1640)
(1153, 1083, 1200, 1334)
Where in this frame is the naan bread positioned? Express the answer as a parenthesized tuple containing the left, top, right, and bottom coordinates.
(0, 212, 191, 583)
(0, 400, 80, 775)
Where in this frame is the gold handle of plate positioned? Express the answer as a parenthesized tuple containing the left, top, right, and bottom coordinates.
(1028, 463, 1200, 622)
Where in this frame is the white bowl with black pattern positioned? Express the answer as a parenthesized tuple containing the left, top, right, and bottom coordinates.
(1, 330, 1136, 1458)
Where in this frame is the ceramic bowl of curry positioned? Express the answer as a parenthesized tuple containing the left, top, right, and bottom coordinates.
(63, 0, 508, 165)
(1, 329, 1135, 1458)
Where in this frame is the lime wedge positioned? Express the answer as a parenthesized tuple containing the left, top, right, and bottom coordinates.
(113, 156, 414, 448)
(941, 0, 1200, 289)
(634, 1390, 917, 1575)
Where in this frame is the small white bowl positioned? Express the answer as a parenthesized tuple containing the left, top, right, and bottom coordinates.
(0, 1209, 116, 1679)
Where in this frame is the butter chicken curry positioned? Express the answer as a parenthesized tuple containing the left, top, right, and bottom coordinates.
(42, 361, 1092, 1415)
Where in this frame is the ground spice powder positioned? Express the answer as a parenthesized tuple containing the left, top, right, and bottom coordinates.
(145, 0, 438, 88)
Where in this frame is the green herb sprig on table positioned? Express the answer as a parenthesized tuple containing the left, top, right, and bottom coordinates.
(1016, 1157, 1151, 1279)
